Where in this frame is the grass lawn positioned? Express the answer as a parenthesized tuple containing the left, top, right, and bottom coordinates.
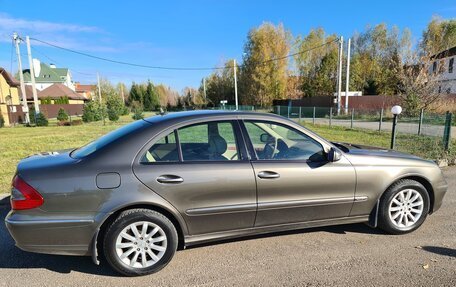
(0, 113, 454, 195)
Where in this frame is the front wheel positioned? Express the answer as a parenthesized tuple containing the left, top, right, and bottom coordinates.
(378, 179, 430, 235)
(103, 209, 178, 276)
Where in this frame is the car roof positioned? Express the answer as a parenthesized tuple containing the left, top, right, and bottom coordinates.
(143, 110, 285, 124)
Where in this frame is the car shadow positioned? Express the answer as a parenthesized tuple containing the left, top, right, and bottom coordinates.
(0, 199, 384, 275)
(422, 246, 456, 258)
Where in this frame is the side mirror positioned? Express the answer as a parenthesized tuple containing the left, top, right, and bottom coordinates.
(327, 148, 342, 162)
(260, 133, 271, 143)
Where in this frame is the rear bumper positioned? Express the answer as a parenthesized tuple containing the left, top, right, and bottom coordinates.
(5, 211, 96, 256)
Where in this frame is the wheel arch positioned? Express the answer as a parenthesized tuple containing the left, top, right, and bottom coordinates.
(91, 203, 187, 265)
(368, 174, 435, 228)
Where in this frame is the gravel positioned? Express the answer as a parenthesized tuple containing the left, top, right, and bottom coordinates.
(0, 167, 455, 287)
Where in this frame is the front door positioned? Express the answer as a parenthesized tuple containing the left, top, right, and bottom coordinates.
(133, 120, 257, 235)
(241, 120, 356, 227)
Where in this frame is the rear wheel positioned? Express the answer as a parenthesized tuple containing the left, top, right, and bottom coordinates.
(103, 209, 178, 276)
(378, 179, 430, 234)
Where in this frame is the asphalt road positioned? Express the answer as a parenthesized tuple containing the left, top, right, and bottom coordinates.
(0, 168, 455, 287)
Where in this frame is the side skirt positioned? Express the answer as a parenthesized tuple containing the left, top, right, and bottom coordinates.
(184, 215, 369, 247)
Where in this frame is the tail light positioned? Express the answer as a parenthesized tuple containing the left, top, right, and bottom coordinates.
(11, 175, 44, 210)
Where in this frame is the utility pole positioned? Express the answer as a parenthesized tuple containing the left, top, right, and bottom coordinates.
(203, 77, 207, 100)
(25, 36, 40, 113)
(233, 59, 238, 110)
(336, 36, 344, 115)
(120, 84, 125, 104)
(97, 72, 105, 125)
(12, 33, 30, 124)
(345, 38, 351, 113)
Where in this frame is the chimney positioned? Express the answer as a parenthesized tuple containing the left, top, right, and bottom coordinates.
(49, 64, 56, 69)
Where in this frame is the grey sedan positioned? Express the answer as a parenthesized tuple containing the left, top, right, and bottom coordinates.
(5, 111, 448, 276)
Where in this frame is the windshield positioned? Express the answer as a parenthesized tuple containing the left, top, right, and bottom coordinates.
(71, 120, 146, 159)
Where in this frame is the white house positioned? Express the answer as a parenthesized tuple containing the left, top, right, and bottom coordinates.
(430, 46, 456, 94)
(22, 59, 75, 91)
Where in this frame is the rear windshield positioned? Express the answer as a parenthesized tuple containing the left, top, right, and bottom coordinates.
(71, 120, 146, 159)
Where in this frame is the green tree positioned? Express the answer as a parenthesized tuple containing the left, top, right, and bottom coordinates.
(57, 108, 69, 122)
(143, 81, 160, 111)
(82, 101, 103, 122)
(106, 95, 124, 121)
(240, 22, 291, 106)
(201, 60, 236, 106)
(128, 82, 143, 105)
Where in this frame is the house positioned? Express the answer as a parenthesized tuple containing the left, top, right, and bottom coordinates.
(0, 67, 22, 126)
(75, 83, 96, 100)
(430, 46, 456, 94)
(36, 83, 87, 104)
(22, 59, 75, 91)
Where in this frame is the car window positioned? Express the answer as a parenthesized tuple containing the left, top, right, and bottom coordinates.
(71, 120, 145, 159)
(244, 121, 325, 161)
(141, 131, 179, 163)
(178, 121, 239, 161)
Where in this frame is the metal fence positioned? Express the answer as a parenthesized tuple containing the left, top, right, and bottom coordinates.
(273, 105, 454, 160)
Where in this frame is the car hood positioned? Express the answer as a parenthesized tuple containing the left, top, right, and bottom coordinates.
(332, 142, 422, 160)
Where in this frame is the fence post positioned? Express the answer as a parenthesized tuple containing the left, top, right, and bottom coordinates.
(379, 108, 383, 131)
(443, 111, 453, 151)
(299, 106, 302, 123)
(350, 108, 354, 129)
(418, 109, 424, 135)
(312, 107, 316, 125)
(329, 107, 332, 127)
(277, 106, 280, 116)
(287, 105, 290, 118)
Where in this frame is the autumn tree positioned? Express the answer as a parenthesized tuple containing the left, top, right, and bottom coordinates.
(240, 22, 290, 107)
(294, 28, 339, 97)
(350, 24, 412, 95)
(421, 17, 456, 56)
(200, 60, 236, 106)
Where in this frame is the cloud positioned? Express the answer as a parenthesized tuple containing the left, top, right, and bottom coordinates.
(0, 13, 101, 34)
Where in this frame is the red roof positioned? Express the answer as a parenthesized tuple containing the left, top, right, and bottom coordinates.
(0, 67, 20, 87)
(38, 84, 87, 101)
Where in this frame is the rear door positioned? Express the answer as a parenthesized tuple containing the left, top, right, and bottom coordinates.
(241, 120, 356, 227)
(133, 120, 257, 235)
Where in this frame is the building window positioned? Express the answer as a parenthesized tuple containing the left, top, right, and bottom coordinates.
(449, 58, 454, 73)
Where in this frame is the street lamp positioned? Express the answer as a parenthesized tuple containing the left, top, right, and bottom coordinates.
(390, 105, 402, 149)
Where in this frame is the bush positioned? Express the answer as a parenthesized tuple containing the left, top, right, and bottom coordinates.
(54, 96, 69, 104)
(0, 114, 4, 128)
(57, 108, 69, 122)
(34, 112, 48, 126)
(82, 101, 103, 122)
(131, 101, 144, 120)
(106, 95, 124, 122)
(71, 119, 83, 126)
(121, 105, 130, 116)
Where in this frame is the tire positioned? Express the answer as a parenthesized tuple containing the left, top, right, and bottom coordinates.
(378, 179, 430, 235)
(103, 209, 178, 276)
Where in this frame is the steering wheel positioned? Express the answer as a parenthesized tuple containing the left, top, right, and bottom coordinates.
(263, 137, 278, 159)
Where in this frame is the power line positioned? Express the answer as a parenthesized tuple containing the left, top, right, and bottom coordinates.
(30, 37, 338, 71)
(30, 46, 96, 76)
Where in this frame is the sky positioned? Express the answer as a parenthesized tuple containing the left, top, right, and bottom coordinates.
(0, 0, 455, 92)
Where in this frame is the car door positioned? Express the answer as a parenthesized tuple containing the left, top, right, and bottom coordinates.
(133, 120, 257, 235)
(241, 120, 356, 227)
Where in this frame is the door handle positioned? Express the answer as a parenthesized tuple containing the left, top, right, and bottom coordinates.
(257, 171, 280, 179)
(157, 175, 184, 184)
